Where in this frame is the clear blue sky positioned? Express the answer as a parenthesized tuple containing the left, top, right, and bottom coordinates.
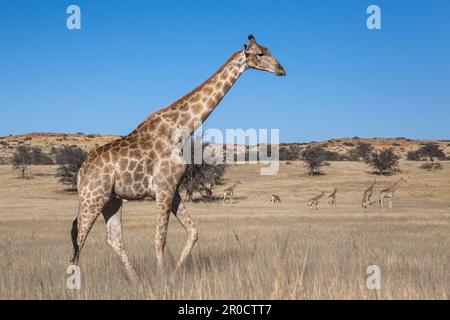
(1, 0, 449, 142)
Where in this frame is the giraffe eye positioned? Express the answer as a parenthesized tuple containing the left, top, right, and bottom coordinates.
(257, 53, 264, 57)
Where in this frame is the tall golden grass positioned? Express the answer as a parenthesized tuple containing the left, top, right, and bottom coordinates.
(0, 161, 448, 299)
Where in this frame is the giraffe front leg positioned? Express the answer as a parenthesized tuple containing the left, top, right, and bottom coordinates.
(389, 194, 394, 210)
(171, 192, 198, 273)
(154, 193, 172, 274)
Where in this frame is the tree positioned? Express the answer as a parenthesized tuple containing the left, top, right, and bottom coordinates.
(302, 146, 327, 176)
(180, 160, 227, 202)
(178, 140, 227, 202)
(420, 162, 443, 171)
(55, 146, 87, 190)
(12, 145, 33, 178)
(417, 143, 445, 162)
(365, 148, 400, 175)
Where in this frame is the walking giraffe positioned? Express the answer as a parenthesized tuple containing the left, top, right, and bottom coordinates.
(222, 181, 241, 204)
(307, 192, 327, 211)
(379, 177, 407, 210)
(69, 35, 286, 279)
(362, 179, 376, 211)
(327, 188, 337, 207)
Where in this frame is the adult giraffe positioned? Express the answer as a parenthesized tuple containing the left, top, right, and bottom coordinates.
(69, 35, 286, 279)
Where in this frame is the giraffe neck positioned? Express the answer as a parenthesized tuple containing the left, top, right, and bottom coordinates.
(137, 50, 248, 140)
(390, 179, 403, 191)
(230, 182, 239, 190)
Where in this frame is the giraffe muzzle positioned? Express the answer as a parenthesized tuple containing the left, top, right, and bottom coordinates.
(276, 66, 286, 76)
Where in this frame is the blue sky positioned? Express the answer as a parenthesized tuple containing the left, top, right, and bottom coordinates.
(1, 0, 449, 142)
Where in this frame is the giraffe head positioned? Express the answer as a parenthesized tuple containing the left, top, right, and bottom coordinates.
(243, 35, 286, 76)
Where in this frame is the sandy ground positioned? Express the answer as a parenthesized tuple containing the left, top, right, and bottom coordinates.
(0, 161, 448, 299)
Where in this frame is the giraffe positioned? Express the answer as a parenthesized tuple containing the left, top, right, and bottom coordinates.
(379, 177, 406, 210)
(307, 192, 327, 211)
(271, 194, 281, 203)
(328, 188, 337, 207)
(222, 180, 242, 204)
(69, 35, 286, 279)
(362, 179, 377, 211)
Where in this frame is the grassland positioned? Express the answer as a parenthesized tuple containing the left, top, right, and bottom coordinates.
(0, 161, 449, 299)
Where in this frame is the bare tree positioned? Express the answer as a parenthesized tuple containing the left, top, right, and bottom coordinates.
(365, 148, 400, 175)
(55, 146, 87, 190)
(11, 145, 52, 178)
(12, 145, 33, 178)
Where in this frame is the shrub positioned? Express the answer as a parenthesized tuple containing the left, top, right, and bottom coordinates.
(55, 146, 87, 189)
(406, 150, 422, 161)
(30, 147, 53, 165)
(279, 145, 301, 161)
(320, 150, 342, 161)
(420, 162, 443, 171)
(355, 142, 373, 161)
(365, 148, 400, 175)
(343, 142, 355, 147)
(346, 149, 360, 161)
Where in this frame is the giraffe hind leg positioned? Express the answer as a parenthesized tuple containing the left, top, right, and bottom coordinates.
(171, 192, 198, 273)
(102, 198, 138, 281)
(70, 202, 103, 265)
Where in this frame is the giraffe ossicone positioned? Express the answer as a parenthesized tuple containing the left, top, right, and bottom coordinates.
(69, 35, 286, 280)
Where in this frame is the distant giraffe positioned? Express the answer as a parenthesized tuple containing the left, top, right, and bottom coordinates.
(271, 194, 281, 203)
(328, 188, 337, 207)
(362, 179, 377, 211)
(223, 181, 242, 204)
(379, 177, 407, 210)
(307, 192, 327, 210)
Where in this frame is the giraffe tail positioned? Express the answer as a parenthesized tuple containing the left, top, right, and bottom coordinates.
(70, 203, 81, 264)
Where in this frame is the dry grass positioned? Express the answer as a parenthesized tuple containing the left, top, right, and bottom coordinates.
(0, 161, 449, 299)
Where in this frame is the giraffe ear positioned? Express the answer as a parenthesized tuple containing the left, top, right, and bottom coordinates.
(243, 43, 249, 51)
